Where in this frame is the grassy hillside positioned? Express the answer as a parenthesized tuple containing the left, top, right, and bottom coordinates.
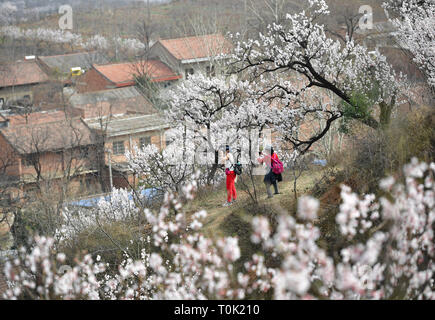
(180, 166, 330, 270)
(193, 168, 325, 236)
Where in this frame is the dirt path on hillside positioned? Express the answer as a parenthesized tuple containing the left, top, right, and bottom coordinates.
(196, 168, 326, 238)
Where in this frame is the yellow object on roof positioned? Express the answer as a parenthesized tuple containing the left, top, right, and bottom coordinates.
(70, 67, 83, 76)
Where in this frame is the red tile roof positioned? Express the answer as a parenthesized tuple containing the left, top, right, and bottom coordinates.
(0, 61, 49, 88)
(158, 34, 233, 62)
(93, 60, 181, 87)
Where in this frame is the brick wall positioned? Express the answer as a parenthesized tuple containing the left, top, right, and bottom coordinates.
(106, 130, 164, 164)
(77, 68, 113, 93)
(32, 82, 64, 111)
(0, 134, 20, 177)
(149, 42, 180, 75)
(73, 101, 126, 119)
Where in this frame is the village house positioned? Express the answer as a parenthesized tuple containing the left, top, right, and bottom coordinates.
(67, 85, 170, 190)
(76, 59, 181, 93)
(84, 112, 170, 189)
(68, 86, 156, 119)
(0, 110, 101, 200)
(37, 51, 109, 79)
(0, 43, 188, 198)
(149, 33, 233, 80)
(0, 59, 50, 110)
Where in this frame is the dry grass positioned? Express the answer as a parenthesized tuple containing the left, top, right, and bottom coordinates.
(183, 167, 328, 240)
(176, 166, 330, 276)
(0, 212, 14, 250)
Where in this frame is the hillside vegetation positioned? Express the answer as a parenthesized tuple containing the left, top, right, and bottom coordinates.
(0, 0, 433, 300)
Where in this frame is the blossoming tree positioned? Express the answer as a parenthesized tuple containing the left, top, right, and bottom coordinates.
(2, 158, 433, 299)
(229, 0, 408, 154)
(383, 0, 435, 92)
(165, 73, 272, 184)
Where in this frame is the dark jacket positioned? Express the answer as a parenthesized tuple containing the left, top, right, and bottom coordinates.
(264, 168, 282, 184)
(264, 168, 276, 184)
(259, 153, 283, 184)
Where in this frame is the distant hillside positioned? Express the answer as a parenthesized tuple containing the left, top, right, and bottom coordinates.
(13, 0, 390, 40)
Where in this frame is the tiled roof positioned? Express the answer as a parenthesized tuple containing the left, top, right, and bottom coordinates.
(0, 111, 95, 154)
(0, 61, 49, 88)
(38, 51, 108, 74)
(85, 113, 170, 137)
(69, 86, 157, 116)
(5, 109, 75, 126)
(93, 60, 181, 87)
(158, 34, 232, 62)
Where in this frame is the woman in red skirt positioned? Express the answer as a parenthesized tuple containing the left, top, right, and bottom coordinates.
(223, 145, 237, 206)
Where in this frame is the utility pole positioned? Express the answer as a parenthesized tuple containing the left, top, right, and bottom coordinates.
(106, 149, 113, 190)
(147, 0, 150, 22)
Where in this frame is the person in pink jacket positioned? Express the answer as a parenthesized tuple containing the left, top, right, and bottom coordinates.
(258, 146, 282, 198)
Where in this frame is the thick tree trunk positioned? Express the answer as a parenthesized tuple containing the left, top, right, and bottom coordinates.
(206, 150, 219, 184)
(379, 101, 394, 129)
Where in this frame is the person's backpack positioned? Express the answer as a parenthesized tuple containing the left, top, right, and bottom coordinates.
(271, 157, 284, 175)
(234, 162, 242, 175)
(233, 152, 242, 176)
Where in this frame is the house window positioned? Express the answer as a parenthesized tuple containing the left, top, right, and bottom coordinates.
(22, 154, 37, 167)
(139, 136, 151, 148)
(112, 141, 125, 155)
(79, 176, 93, 193)
(78, 146, 89, 159)
(85, 176, 93, 188)
(185, 68, 194, 79)
(201, 148, 209, 159)
(165, 137, 173, 147)
(206, 65, 215, 77)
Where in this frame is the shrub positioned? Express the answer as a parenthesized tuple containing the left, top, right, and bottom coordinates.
(3, 158, 434, 300)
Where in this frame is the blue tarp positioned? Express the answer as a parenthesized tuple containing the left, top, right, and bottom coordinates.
(67, 188, 157, 208)
(312, 159, 327, 166)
